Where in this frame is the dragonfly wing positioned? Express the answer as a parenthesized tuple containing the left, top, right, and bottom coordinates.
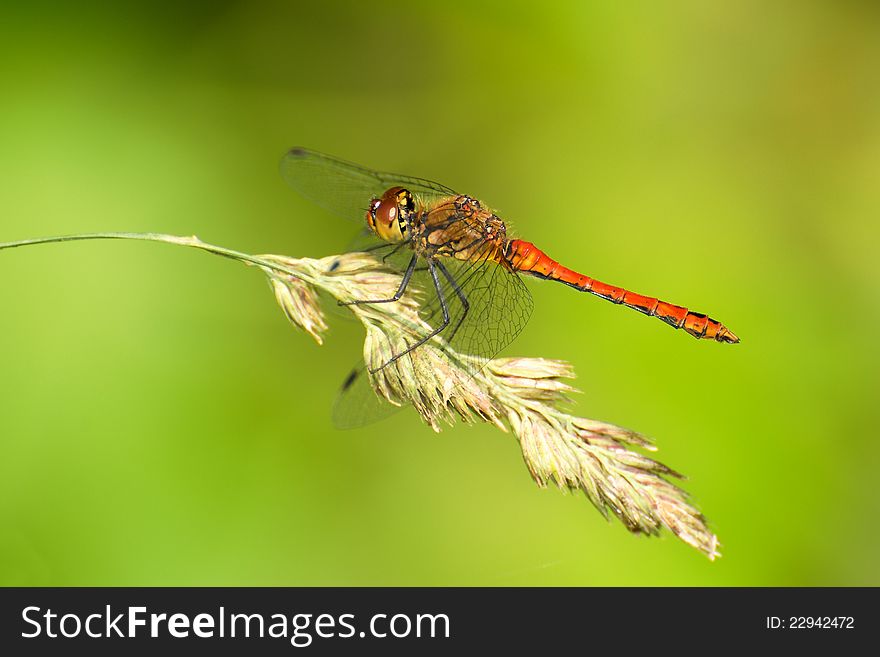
(412, 254, 534, 370)
(280, 148, 458, 222)
(332, 365, 402, 429)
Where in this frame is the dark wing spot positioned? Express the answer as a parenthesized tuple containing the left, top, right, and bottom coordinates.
(341, 369, 359, 391)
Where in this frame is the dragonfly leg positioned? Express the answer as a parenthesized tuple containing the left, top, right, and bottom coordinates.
(370, 259, 450, 374)
(379, 242, 407, 264)
(339, 253, 418, 306)
(435, 260, 469, 342)
(329, 238, 399, 272)
(358, 241, 395, 253)
(354, 240, 406, 263)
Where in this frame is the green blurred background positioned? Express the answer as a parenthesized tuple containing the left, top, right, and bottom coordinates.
(1, 0, 878, 586)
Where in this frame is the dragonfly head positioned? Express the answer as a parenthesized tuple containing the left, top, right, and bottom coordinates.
(366, 186, 414, 242)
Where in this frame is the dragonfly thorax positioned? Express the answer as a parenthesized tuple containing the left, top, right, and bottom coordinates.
(366, 186, 415, 243)
(416, 195, 510, 265)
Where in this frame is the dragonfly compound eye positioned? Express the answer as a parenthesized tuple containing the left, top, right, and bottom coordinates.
(369, 187, 412, 242)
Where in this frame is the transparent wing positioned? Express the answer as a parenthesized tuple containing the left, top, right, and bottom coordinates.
(332, 365, 401, 429)
(280, 147, 458, 222)
(379, 247, 534, 370)
(424, 254, 534, 369)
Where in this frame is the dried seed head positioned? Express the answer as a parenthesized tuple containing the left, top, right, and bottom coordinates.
(267, 273, 328, 344)
(256, 251, 719, 558)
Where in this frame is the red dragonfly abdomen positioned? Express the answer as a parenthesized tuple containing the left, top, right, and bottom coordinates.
(504, 240, 739, 343)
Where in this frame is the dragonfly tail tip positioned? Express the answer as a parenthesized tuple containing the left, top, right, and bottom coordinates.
(720, 328, 740, 344)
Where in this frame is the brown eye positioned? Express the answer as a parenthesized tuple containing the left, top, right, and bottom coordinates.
(374, 199, 397, 227)
(369, 186, 411, 240)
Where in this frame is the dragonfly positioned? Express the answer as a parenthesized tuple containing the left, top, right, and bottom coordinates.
(280, 148, 738, 421)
